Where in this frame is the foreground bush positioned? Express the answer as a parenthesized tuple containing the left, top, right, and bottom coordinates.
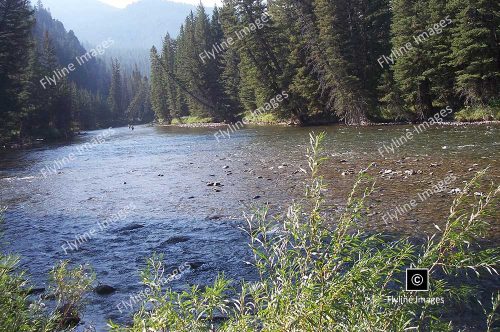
(111, 133, 499, 331)
(0, 206, 95, 331)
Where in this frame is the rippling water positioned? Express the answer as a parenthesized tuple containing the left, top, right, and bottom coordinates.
(0, 124, 498, 330)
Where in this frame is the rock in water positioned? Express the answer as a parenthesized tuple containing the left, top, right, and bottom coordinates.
(188, 262, 204, 269)
(119, 224, 144, 232)
(162, 236, 190, 245)
(95, 284, 116, 295)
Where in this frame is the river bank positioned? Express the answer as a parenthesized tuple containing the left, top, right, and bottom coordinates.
(3, 120, 498, 150)
(157, 119, 500, 128)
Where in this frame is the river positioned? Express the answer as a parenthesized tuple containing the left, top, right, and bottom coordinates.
(0, 124, 498, 330)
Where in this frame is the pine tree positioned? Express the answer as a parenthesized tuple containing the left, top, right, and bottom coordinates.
(206, 6, 234, 121)
(361, 0, 393, 112)
(448, 0, 500, 106)
(18, 37, 43, 137)
(141, 77, 154, 122)
(108, 58, 123, 122)
(0, 0, 34, 140)
(311, 0, 369, 123)
(190, 4, 214, 118)
(220, 0, 286, 120)
(40, 31, 59, 133)
(219, 1, 243, 118)
(391, 0, 434, 120)
(149, 46, 170, 123)
(161, 33, 180, 119)
(272, 0, 323, 122)
(424, 0, 455, 110)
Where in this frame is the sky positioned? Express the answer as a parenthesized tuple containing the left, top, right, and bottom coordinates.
(98, 0, 219, 7)
(98, 0, 138, 7)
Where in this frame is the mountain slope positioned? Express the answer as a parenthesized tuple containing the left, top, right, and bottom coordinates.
(37, 0, 200, 49)
(33, 5, 110, 93)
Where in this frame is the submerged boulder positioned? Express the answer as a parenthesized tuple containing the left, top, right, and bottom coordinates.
(94, 284, 116, 295)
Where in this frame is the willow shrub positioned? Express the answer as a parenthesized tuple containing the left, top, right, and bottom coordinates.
(111, 132, 499, 331)
(0, 206, 95, 331)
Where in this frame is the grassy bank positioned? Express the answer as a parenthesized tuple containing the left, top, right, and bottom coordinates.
(163, 107, 500, 127)
(242, 112, 282, 124)
(454, 105, 500, 122)
(170, 116, 214, 125)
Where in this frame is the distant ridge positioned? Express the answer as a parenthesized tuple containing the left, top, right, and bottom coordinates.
(35, 0, 203, 49)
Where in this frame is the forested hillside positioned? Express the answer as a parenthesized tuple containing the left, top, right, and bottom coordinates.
(149, 0, 500, 125)
(39, 0, 199, 49)
(0, 0, 153, 145)
(38, 0, 202, 74)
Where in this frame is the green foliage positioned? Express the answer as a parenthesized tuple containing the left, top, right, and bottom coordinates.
(0, 256, 95, 331)
(126, 65, 153, 123)
(49, 261, 95, 329)
(0, 0, 34, 142)
(111, 133, 500, 331)
(242, 111, 280, 124)
(0, 253, 54, 332)
(0, 3, 153, 144)
(108, 58, 124, 120)
(0, 207, 37, 332)
(448, 0, 500, 106)
(454, 104, 500, 122)
(482, 292, 500, 332)
(147, 0, 499, 125)
(0, 206, 96, 331)
(171, 116, 214, 124)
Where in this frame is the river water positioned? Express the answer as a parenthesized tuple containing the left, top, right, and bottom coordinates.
(0, 124, 498, 330)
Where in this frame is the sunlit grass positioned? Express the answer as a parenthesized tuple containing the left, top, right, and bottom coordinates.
(243, 112, 281, 124)
(455, 103, 500, 122)
(171, 116, 214, 124)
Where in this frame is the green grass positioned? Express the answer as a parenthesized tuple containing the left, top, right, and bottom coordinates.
(171, 116, 214, 125)
(110, 133, 500, 332)
(454, 104, 500, 122)
(243, 112, 281, 124)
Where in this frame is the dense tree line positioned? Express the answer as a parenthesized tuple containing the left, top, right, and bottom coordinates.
(150, 0, 499, 124)
(0, 0, 152, 145)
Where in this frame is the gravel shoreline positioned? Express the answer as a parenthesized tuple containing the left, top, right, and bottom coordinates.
(157, 120, 500, 128)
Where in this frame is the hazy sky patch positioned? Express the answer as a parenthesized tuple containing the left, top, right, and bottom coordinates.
(98, 0, 220, 7)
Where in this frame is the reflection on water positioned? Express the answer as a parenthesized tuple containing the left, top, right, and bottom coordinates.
(0, 124, 498, 329)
